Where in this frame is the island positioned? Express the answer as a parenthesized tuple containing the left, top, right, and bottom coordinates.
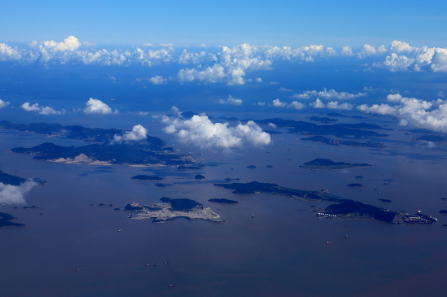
(247, 165, 256, 169)
(131, 175, 163, 181)
(300, 159, 372, 170)
(214, 181, 437, 224)
(347, 183, 363, 187)
(124, 198, 224, 223)
(0, 212, 24, 228)
(309, 116, 338, 124)
(378, 199, 392, 203)
(194, 174, 205, 180)
(224, 178, 240, 182)
(177, 165, 203, 170)
(439, 210, 447, 214)
(208, 198, 238, 204)
(0, 169, 46, 185)
(301, 136, 386, 148)
(12, 142, 191, 166)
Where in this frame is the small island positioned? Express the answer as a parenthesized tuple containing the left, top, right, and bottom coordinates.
(131, 175, 163, 181)
(247, 165, 256, 169)
(439, 210, 447, 214)
(347, 183, 363, 188)
(378, 199, 392, 203)
(208, 198, 238, 204)
(125, 198, 224, 223)
(0, 212, 24, 228)
(194, 174, 205, 180)
(301, 136, 386, 148)
(300, 159, 372, 170)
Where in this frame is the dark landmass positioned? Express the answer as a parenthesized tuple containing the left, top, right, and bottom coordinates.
(195, 175, 205, 180)
(131, 175, 163, 181)
(114, 208, 120, 211)
(177, 165, 203, 170)
(12, 142, 190, 166)
(351, 115, 368, 119)
(216, 116, 239, 121)
(0, 170, 46, 186)
(0, 212, 24, 228)
(439, 210, 447, 214)
(441, 198, 447, 201)
(309, 116, 338, 124)
(327, 112, 346, 117)
(224, 178, 240, 182)
(301, 136, 386, 148)
(253, 118, 388, 139)
(266, 165, 273, 168)
(0, 120, 167, 150)
(379, 199, 392, 203)
(155, 183, 167, 187)
(323, 201, 396, 223)
(355, 176, 364, 179)
(247, 165, 256, 169)
(347, 184, 363, 187)
(159, 197, 203, 211)
(214, 181, 398, 223)
(301, 159, 372, 170)
(208, 198, 238, 204)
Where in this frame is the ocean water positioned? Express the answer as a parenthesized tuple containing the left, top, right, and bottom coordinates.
(0, 112, 447, 297)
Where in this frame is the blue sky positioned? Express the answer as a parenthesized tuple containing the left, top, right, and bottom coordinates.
(2, 0, 447, 47)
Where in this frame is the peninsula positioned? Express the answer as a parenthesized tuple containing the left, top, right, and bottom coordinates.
(0, 170, 46, 186)
(125, 197, 224, 223)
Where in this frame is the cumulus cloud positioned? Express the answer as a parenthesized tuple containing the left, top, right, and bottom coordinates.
(257, 102, 265, 106)
(161, 112, 271, 149)
(357, 44, 377, 59)
(357, 93, 447, 132)
(292, 88, 366, 100)
(219, 95, 242, 105)
(256, 77, 262, 83)
(84, 98, 118, 114)
(341, 46, 353, 57)
(326, 101, 354, 110)
(113, 125, 148, 143)
(272, 99, 287, 107)
(0, 180, 38, 205)
(149, 75, 167, 85)
(310, 98, 325, 108)
(272, 99, 305, 109)
(0, 99, 10, 108)
(21, 102, 65, 115)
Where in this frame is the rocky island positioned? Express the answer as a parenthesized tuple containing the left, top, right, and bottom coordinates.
(131, 175, 163, 181)
(208, 198, 238, 204)
(300, 159, 372, 170)
(125, 197, 224, 223)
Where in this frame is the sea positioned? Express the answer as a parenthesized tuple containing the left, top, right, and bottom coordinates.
(0, 109, 447, 297)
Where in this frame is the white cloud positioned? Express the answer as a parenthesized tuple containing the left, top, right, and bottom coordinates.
(272, 99, 287, 107)
(278, 87, 292, 92)
(149, 75, 167, 85)
(357, 44, 376, 59)
(219, 95, 243, 105)
(390, 41, 414, 53)
(84, 98, 118, 114)
(270, 81, 279, 85)
(143, 43, 153, 46)
(21, 102, 65, 115)
(0, 43, 23, 61)
(341, 46, 353, 57)
(0, 180, 38, 205)
(326, 101, 354, 110)
(0, 99, 10, 108)
(200, 44, 207, 48)
(292, 88, 366, 100)
(113, 125, 147, 143)
(268, 123, 277, 129)
(310, 98, 325, 108)
(257, 102, 265, 106)
(161, 112, 271, 149)
(160, 43, 174, 47)
(256, 77, 262, 83)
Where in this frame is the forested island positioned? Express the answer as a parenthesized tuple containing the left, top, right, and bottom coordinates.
(208, 198, 238, 204)
(131, 175, 163, 181)
(300, 159, 372, 170)
(301, 136, 386, 148)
